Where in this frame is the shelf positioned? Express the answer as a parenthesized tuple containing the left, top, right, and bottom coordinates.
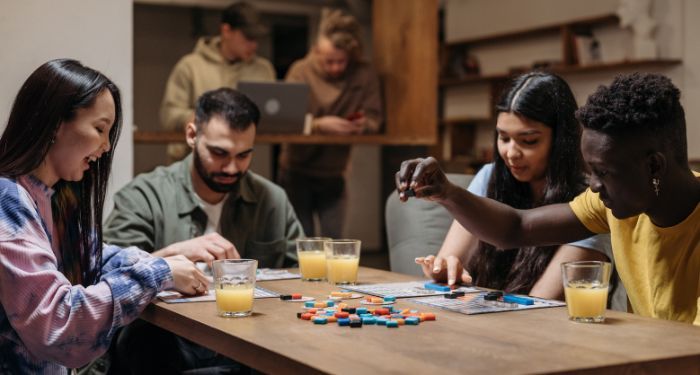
(439, 59, 682, 87)
(440, 117, 491, 126)
(445, 14, 618, 47)
(133, 131, 437, 146)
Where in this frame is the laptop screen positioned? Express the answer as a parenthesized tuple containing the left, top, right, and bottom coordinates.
(237, 81, 310, 134)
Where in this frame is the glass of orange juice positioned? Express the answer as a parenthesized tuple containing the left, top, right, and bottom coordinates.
(325, 239, 361, 285)
(213, 259, 257, 318)
(561, 261, 611, 323)
(297, 237, 330, 281)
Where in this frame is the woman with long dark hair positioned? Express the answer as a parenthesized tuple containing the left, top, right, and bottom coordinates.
(416, 72, 611, 298)
(0, 59, 208, 373)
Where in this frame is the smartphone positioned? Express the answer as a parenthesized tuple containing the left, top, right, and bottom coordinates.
(346, 111, 364, 121)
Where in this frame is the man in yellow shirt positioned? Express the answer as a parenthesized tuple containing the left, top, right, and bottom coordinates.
(397, 73, 700, 325)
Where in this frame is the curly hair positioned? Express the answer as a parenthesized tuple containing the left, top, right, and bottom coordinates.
(318, 8, 362, 61)
(576, 73, 687, 165)
(468, 72, 587, 294)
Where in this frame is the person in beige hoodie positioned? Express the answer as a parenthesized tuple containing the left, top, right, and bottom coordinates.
(160, 1, 275, 162)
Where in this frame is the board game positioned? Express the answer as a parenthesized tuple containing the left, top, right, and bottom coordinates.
(157, 285, 279, 303)
(408, 292, 565, 315)
(341, 281, 480, 298)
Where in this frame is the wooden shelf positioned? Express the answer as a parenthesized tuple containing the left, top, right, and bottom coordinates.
(439, 59, 682, 87)
(440, 117, 491, 126)
(445, 14, 618, 47)
(133, 131, 437, 146)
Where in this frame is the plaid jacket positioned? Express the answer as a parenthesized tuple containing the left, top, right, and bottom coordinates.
(0, 175, 173, 374)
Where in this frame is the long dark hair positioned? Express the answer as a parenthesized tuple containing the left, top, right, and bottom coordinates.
(468, 72, 586, 294)
(0, 59, 122, 287)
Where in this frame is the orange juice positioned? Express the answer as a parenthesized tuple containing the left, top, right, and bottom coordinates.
(215, 284, 254, 317)
(564, 282, 608, 322)
(298, 251, 327, 280)
(326, 256, 359, 285)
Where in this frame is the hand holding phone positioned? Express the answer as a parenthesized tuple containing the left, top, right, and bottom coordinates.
(346, 111, 364, 121)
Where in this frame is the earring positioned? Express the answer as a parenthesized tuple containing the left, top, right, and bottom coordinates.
(652, 178, 660, 197)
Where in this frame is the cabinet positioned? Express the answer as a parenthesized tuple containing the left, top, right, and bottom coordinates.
(434, 13, 681, 173)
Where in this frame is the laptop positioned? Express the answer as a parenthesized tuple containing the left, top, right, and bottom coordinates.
(237, 81, 311, 134)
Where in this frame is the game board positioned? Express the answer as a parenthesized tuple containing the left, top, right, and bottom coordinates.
(195, 264, 301, 281)
(408, 292, 565, 315)
(157, 285, 279, 303)
(341, 281, 480, 298)
(256, 268, 301, 281)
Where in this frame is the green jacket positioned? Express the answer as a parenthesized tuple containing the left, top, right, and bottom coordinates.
(104, 155, 304, 268)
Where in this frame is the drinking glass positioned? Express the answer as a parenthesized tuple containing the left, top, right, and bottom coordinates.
(213, 259, 258, 318)
(325, 239, 361, 285)
(297, 237, 330, 281)
(561, 261, 611, 323)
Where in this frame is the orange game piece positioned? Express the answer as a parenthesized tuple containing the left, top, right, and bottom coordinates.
(301, 313, 313, 320)
(374, 308, 390, 316)
(420, 313, 436, 321)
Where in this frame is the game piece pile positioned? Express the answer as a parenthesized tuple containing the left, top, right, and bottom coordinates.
(296, 296, 436, 328)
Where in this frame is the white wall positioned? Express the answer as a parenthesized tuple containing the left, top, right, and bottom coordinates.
(0, 0, 133, 215)
(446, 0, 619, 43)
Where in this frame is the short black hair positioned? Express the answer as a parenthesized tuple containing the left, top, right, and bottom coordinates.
(194, 88, 259, 132)
(576, 73, 687, 165)
(221, 2, 266, 39)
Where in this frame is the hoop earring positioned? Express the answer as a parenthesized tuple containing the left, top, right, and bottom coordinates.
(652, 177, 660, 197)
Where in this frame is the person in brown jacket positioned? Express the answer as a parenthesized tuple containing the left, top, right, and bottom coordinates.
(278, 9, 384, 238)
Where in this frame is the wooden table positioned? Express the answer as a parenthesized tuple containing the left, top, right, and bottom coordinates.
(141, 267, 700, 374)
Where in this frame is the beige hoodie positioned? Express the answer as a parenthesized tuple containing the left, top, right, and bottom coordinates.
(160, 36, 275, 160)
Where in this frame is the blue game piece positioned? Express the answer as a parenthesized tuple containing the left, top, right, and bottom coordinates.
(326, 300, 335, 307)
(405, 317, 420, 325)
(362, 317, 377, 325)
(383, 295, 396, 302)
(503, 294, 534, 305)
(424, 282, 451, 292)
(376, 317, 388, 325)
(337, 318, 350, 326)
(360, 313, 374, 319)
(313, 317, 328, 324)
(356, 307, 368, 315)
(386, 320, 399, 328)
(304, 301, 315, 308)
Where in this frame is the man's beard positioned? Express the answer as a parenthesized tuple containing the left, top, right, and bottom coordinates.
(193, 148, 244, 193)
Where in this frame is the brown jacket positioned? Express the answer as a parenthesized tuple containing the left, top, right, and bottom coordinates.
(280, 54, 383, 177)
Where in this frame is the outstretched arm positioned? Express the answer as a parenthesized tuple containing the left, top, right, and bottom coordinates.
(396, 157, 594, 249)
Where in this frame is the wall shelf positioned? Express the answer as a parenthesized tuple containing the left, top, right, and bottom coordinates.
(437, 11, 683, 171)
(440, 59, 682, 87)
(445, 14, 618, 47)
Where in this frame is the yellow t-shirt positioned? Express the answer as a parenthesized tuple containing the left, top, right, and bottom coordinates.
(569, 172, 700, 324)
